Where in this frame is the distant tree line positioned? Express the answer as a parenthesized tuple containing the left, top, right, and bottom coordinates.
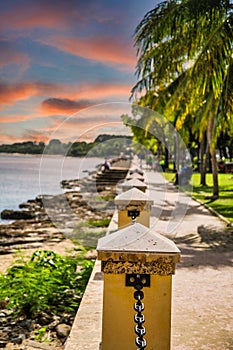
(0, 135, 132, 158)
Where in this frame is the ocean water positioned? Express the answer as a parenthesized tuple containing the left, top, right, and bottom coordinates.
(0, 154, 102, 217)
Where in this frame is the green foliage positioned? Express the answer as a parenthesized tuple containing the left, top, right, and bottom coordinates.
(72, 229, 107, 249)
(87, 218, 111, 227)
(73, 220, 108, 249)
(0, 135, 133, 157)
(34, 327, 48, 341)
(132, 0, 233, 197)
(0, 141, 45, 154)
(163, 172, 233, 222)
(101, 193, 116, 201)
(0, 250, 94, 318)
(190, 173, 233, 222)
(87, 137, 132, 158)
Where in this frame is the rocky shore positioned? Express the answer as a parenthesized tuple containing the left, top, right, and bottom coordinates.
(0, 157, 130, 349)
(0, 158, 130, 254)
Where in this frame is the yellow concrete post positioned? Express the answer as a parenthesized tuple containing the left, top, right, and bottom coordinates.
(97, 223, 180, 350)
(120, 178, 147, 193)
(114, 187, 153, 228)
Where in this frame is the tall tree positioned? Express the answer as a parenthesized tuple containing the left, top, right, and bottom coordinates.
(132, 0, 233, 198)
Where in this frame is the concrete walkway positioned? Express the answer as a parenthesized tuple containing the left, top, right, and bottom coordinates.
(65, 169, 233, 350)
(144, 171, 233, 350)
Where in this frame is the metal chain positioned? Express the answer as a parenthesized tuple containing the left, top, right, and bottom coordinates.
(133, 276, 147, 349)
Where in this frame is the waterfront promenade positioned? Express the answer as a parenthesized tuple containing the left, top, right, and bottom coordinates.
(145, 171, 233, 350)
(66, 169, 233, 350)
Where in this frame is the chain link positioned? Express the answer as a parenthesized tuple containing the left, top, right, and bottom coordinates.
(133, 275, 147, 349)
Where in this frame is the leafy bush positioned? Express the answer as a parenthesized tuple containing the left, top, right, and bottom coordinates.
(0, 250, 94, 318)
(87, 218, 111, 227)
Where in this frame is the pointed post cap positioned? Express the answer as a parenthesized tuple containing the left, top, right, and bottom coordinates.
(126, 173, 144, 182)
(120, 178, 147, 192)
(129, 168, 144, 176)
(97, 223, 180, 275)
(115, 187, 153, 209)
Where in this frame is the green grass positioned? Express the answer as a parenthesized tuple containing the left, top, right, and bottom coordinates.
(72, 228, 107, 249)
(87, 218, 111, 227)
(164, 172, 233, 223)
(73, 219, 110, 249)
(190, 173, 233, 223)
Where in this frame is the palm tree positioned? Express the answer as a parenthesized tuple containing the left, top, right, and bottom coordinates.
(132, 0, 233, 198)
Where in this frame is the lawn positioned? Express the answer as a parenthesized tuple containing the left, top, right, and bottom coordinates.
(164, 172, 233, 223)
(190, 173, 233, 223)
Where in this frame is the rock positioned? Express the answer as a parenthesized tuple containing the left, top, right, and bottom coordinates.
(47, 319, 60, 330)
(26, 340, 59, 349)
(56, 323, 71, 338)
(5, 344, 14, 350)
(10, 333, 25, 344)
(37, 312, 53, 325)
(19, 318, 33, 329)
(1, 209, 34, 220)
(85, 249, 97, 260)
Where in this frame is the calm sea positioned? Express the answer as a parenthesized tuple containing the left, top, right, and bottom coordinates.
(0, 154, 102, 218)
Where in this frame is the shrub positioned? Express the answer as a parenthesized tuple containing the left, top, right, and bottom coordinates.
(0, 249, 94, 318)
(87, 218, 111, 227)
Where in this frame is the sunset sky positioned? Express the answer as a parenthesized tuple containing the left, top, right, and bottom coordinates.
(0, 0, 159, 144)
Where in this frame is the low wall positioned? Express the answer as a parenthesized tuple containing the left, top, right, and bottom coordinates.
(64, 215, 119, 349)
(64, 260, 103, 350)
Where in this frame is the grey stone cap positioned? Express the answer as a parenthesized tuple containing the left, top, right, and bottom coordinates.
(121, 178, 147, 190)
(126, 173, 144, 181)
(97, 222, 180, 259)
(129, 168, 144, 176)
(114, 187, 153, 206)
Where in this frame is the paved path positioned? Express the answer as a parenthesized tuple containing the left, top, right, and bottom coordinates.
(144, 170, 233, 350)
(65, 168, 233, 350)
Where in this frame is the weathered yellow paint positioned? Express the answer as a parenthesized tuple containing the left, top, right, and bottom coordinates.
(102, 273, 172, 350)
(118, 208, 150, 228)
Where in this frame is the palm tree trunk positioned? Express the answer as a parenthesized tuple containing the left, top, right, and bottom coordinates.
(210, 147, 219, 198)
(200, 136, 206, 185)
(207, 115, 219, 198)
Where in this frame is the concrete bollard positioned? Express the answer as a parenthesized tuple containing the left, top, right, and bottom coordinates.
(129, 168, 144, 176)
(114, 187, 153, 228)
(97, 222, 180, 350)
(120, 178, 147, 193)
(126, 172, 145, 182)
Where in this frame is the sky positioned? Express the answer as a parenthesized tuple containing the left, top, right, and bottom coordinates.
(0, 0, 159, 144)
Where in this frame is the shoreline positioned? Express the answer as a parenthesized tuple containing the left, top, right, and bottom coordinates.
(0, 152, 105, 160)
(0, 156, 131, 254)
(0, 155, 105, 214)
(0, 156, 131, 349)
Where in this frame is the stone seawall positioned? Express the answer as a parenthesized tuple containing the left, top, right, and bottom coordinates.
(0, 156, 131, 254)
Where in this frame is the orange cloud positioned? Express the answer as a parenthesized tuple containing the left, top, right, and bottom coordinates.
(0, 114, 35, 123)
(69, 83, 132, 100)
(0, 84, 132, 147)
(22, 129, 51, 143)
(0, 81, 131, 114)
(38, 82, 131, 115)
(48, 103, 132, 140)
(0, 131, 49, 144)
(0, 2, 83, 31)
(39, 36, 136, 69)
(0, 108, 131, 144)
(0, 42, 30, 69)
(41, 98, 93, 115)
(0, 82, 61, 105)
